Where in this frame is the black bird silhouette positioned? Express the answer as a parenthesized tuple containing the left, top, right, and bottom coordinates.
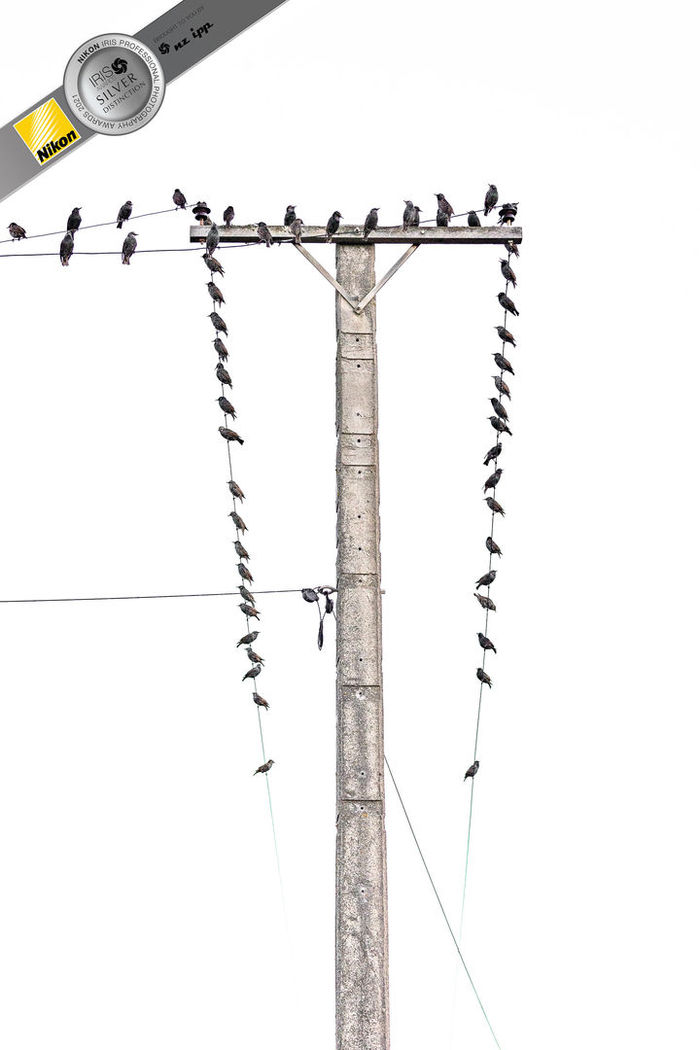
(476, 569, 496, 589)
(121, 232, 137, 264)
(490, 397, 509, 421)
(208, 280, 225, 306)
(116, 201, 132, 229)
(254, 758, 274, 774)
(500, 258, 517, 286)
(257, 221, 273, 247)
(436, 209, 449, 227)
(402, 200, 414, 230)
(493, 352, 514, 375)
(206, 223, 220, 256)
(493, 375, 511, 400)
(230, 511, 247, 532)
(217, 395, 236, 418)
(412, 205, 422, 225)
(486, 536, 502, 557)
(484, 443, 502, 467)
(498, 291, 519, 316)
(435, 193, 454, 223)
(234, 539, 250, 560)
(204, 253, 225, 276)
(243, 665, 261, 682)
(228, 479, 245, 500)
(210, 312, 228, 334)
(489, 415, 512, 436)
(246, 647, 264, 665)
(484, 468, 502, 492)
(364, 208, 380, 239)
(474, 592, 496, 611)
(239, 585, 255, 604)
(464, 760, 481, 779)
(290, 217, 304, 244)
(59, 231, 74, 267)
(216, 362, 232, 386)
(484, 184, 498, 216)
(238, 561, 254, 583)
(505, 239, 520, 258)
(495, 325, 516, 347)
(223, 205, 235, 227)
(220, 426, 243, 445)
(478, 632, 496, 654)
(173, 189, 187, 209)
(67, 207, 82, 233)
(467, 211, 481, 227)
(476, 668, 492, 688)
(7, 222, 26, 240)
(213, 337, 228, 361)
(284, 205, 297, 227)
(302, 588, 319, 603)
(253, 693, 270, 710)
(485, 496, 505, 516)
(326, 211, 342, 240)
(237, 631, 259, 647)
(240, 602, 259, 619)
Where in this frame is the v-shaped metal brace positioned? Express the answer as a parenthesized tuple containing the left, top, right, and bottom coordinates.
(293, 242, 420, 314)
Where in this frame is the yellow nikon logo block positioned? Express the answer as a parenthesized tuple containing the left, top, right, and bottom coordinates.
(14, 98, 81, 165)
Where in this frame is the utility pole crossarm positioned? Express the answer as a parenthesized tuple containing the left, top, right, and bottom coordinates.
(190, 224, 523, 246)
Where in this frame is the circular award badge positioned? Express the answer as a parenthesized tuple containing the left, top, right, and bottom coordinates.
(63, 34, 165, 136)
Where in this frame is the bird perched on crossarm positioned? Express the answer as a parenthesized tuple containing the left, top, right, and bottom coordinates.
(464, 760, 480, 779)
(478, 632, 496, 654)
(326, 211, 342, 240)
(435, 193, 454, 224)
(116, 201, 132, 229)
(7, 222, 26, 240)
(284, 205, 297, 227)
(402, 200, 415, 230)
(467, 211, 481, 227)
(290, 217, 304, 244)
(257, 221, 273, 247)
(121, 231, 137, 264)
(223, 205, 235, 227)
(364, 208, 379, 239)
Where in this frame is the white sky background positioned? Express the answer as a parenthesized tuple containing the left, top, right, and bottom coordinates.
(0, 0, 698, 1047)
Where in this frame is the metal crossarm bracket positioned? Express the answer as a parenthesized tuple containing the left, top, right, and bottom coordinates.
(294, 242, 420, 314)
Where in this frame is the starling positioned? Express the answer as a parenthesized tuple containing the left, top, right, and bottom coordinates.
(476, 668, 492, 688)
(237, 631, 260, 647)
(223, 205, 235, 227)
(484, 184, 498, 216)
(363, 208, 380, 239)
(493, 352, 514, 376)
(402, 200, 414, 231)
(484, 443, 502, 467)
(59, 231, 74, 267)
(490, 397, 509, 421)
(239, 584, 255, 604)
(283, 205, 296, 227)
(238, 561, 253, 582)
(489, 415, 512, 436)
(484, 468, 503, 492)
(240, 602, 260, 619)
(476, 569, 497, 589)
(464, 760, 481, 779)
(290, 217, 304, 244)
(326, 210, 342, 240)
(485, 496, 505, 516)
(505, 239, 520, 258)
(7, 222, 27, 240)
(486, 536, 502, 557)
(210, 312, 228, 334)
(121, 231, 137, 264)
(206, 223, 220, 256)
(493, 375, 511, 399)
(116, 201, 132, 229)
(213, 337, 229, 361)
(246, 647, 264, 665)
(67, 207, 82, 233)
(234, 539, 250, 560)
(435, 193, 454, 223)
(436, 209, 449, 227)
(302, 588, 319, 603)
(257, 221, 273, 247)
(243, 665, 261, 682)
(228, 479, 245, 500)
(467, 211, 481, 227)
(203, 253, 225, 276)
(254, 758, 274, 774)
(252, 693, 270, 710)
(474, 592, 496, 611)
(173, 189, 187, 209)
(478, 632, 497, 654)
(495, 325, 516, 347)
(500, 258, 517, 286)
(217, 395, 236, 418)
(412, 205, 422, 225)
(498, 291, 519, 316)
(230, 511, 248, 532)
(208, 280, 225, 306)
(216, 362, 232, 386)
(220, 426, 243, 444)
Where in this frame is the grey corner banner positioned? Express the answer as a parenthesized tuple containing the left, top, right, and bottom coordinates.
(0, 0, 287, 204)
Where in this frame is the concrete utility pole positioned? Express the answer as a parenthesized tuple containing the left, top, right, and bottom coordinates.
(190, 220, 523, 1050)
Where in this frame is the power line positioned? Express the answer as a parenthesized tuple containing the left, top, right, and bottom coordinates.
(0, 242, 260, 259)
(0, 587, 317, 605)
(0, 206, 181, 245)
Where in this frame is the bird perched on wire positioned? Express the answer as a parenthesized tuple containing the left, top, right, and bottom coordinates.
(116, 201, 132, 229)
(326, 210, 342, 241)
(234, 539, 250, 560)
(493, 352, 514, 376)
(230, 511, 247, 532)
(302, 588, 319, 603)
(240, 602, 259, 619)
(220, 426, 243, 445)
(478, 632, 497, 654)
(121, 231, 137, 265)
(486, 536, 502, 557)
(257, 221, 273, 247)
(209, 311, 228, 335)
(253, 693, 270, 710)
(484, 443, 502, 467)
(290, 217, 304, 244)
(203, 253, 225, 276)
(213, 337, 228, 361)
(490, 397, 509, 421)
(223, 205, 235, 227)
(216, 361, 232, 387)
(205, 223, 220, 257)
(464, 760, 481, 779)
(493, 375, 511, 400)
(435, 193, 454, 225)
(495, 325, 516, 347)
(217, 395, 236, 418)
(498, 291, 519, 316)
(246, 646, 264, 665)
(485, 496, 505, 516)
(364, 208, 380, 239)
(284, 205, 297, 227)
(239, 584, 254, 603)
(467, 211, 481, 227)
(254, 758, 274, 774)
(243, 664, 261, 682)
(500, 258, 517, 286)
(476, 569, 496, 589)
(7, 222, 26, 240)
(208, 280, 225, 307)
(402, 200, 415, 231)
(228, 479, 245, 500)
(489, 415, 512, 436)
(476, 668, 492, 688)
(66, 207, 82, 233)
(505, 239, 520, 258)
(237, 631, 259, 647)
(238, 561, 253, 583)
(173, 188, 187, 209)
(484, 184, 498, 217)
(484, 468, 503, 493)
(59, 231, 74, 267)
(474, 592, 496, 611)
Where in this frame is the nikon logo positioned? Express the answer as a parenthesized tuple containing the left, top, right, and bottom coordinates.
(14, 98, 81, 166)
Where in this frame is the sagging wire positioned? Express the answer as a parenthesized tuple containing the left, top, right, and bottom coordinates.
(0, 588, 329, 604)
(1, 205, 181, 245)
(0, 242, 261, 260)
